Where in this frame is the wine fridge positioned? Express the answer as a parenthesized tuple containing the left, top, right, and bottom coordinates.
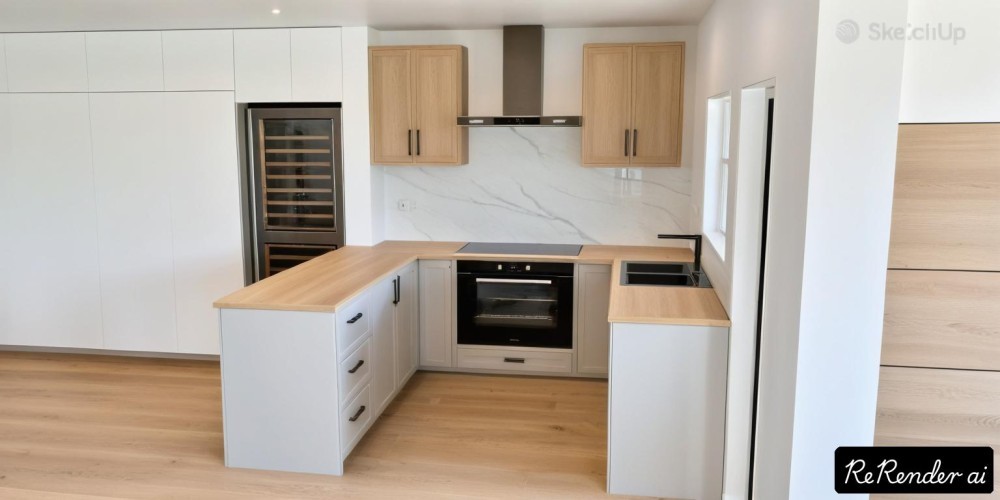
(242, 104, 345, 282)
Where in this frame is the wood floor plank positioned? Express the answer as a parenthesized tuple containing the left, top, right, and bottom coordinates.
(0, 351, 633, 499)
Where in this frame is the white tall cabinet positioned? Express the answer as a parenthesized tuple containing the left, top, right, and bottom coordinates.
(90, 93, 177, 352)
(163, 93, 243, 354)
(0, 94, 104, 349)
(0, 27, 343, 355)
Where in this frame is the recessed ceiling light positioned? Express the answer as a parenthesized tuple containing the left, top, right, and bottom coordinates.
(271, 8, 281, 14)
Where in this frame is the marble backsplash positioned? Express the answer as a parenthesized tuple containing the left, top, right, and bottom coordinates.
(382, 127, 691, 246)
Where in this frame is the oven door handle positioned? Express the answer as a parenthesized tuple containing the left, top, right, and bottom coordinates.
(474, 278, 553, 285)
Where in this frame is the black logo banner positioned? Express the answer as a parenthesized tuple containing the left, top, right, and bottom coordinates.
(835, 446, 993, 494)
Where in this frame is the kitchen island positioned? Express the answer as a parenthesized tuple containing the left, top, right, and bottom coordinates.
(214, 240, 729, 497)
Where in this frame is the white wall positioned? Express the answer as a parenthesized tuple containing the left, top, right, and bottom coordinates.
(790, 1, 908, 497)
(692, 0, 820, 495)
(693, 0, 907, 498)
(373, 27, 699, 245)
(898, 0, 1000, 123)
(341, 26, 378, 245)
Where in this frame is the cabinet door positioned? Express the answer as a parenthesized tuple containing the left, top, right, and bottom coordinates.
(85, 31, 165, 92)
(162, 30, 235, 91)
(163, 92, 245, 355)
(371, 276, 398, 415)
(395, 262, 420, 386)
(0, 94, 104, 349)
(631, 43, 684, 166)
(0, 36, 8, 92)
(90, 93, 178, 352)
(608, 323, 728, 499)
(582, 45, 632, 166)
(4, 33, 88, 92)
(419, 260, 455, 368)
(576, 265, 612, 375)
(234, 29, 292, 102)
(369, 48, 414, 165)
(291, 28, 343, 102)
(412, 47, 467, 165)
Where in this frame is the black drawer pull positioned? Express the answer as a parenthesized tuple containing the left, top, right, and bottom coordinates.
(347, 359, 365, 374)
(346, 312, 363, 324)
(348, 405, 366, 422)
(503, 357, 526, 364)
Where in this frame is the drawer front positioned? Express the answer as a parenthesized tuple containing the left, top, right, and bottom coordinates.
(339, 339, 371, 407)
(456, 347, 572, 374)
(340, 384, 372, 455)
(336, 292, 371, 358)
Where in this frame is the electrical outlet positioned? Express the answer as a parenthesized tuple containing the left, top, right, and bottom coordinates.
(397, 199, 414, 211)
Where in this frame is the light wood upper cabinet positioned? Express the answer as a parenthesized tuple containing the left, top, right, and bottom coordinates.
(369, 45, 468, 166)
(582, 45, 632, 166)
(582, 42, 684, 167)
(369, 49, 413, 164)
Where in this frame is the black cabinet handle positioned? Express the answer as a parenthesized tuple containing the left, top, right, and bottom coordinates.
(407, 129, 412, 156)
(503, 357, 526, 364)
(346, 312, 363, 324)
(624, 129, 630, 157)
(392, 277, 400, 305)
(632, 129, 637, 157)
(416, 129, 421, 156)
(347, 359, 365, 374)
(348, 405, 366, 422)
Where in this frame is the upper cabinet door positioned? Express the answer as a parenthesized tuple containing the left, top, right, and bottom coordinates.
(162, 30, 235, 91)
(234, 29, 292, 102)
(582, 45, 632, 166)
(412, 46, 467, 165)
(291, 28, 343, 102)
(369, 48, 414, 164)
(0, 36, 8, 92)
(631, 43, 684, 166)
(5, 33, 88, 92)
(86, 31, 165, 92)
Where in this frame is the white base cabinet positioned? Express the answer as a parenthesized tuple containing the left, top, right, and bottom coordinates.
(418, 260, 456, 368)
(220, 261, 417, 476)
(575, 264, 612, 375)
(607, 322, 728, 499)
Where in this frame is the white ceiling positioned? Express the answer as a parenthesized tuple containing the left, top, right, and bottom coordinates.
(0, 0, 713, 33)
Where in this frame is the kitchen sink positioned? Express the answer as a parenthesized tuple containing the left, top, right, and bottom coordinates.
(621, 261, 712, 288)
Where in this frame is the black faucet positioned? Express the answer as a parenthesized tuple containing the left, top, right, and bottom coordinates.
(657, 234, 702, 273)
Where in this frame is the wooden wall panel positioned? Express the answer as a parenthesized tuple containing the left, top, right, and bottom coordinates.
(874, 366, 1000, 499)
(882, 270, 1000, 371)
(889, 124, 1000, 271)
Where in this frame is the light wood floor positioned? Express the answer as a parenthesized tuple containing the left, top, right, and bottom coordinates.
(0, 351, 634, 499)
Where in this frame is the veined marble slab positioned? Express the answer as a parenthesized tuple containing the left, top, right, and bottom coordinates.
(383, 127, 690, 246)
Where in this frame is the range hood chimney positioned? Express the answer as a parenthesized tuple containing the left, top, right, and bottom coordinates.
(458, 26, 581, 127)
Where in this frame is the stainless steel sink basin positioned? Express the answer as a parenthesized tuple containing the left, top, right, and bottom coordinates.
(621, 261, 712, 288)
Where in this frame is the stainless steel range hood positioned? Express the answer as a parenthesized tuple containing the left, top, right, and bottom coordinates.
(458, 26, 581, 127)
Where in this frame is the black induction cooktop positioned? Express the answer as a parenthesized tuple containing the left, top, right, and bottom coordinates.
(456, 242, 583, 257)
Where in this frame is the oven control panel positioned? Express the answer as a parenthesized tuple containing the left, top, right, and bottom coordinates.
(459, 260, 574, 276)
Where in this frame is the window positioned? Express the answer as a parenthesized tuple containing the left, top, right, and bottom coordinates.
(704, 93, 732, 258)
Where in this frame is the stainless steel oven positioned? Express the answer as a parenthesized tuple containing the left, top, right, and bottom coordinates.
(457, 261, 574, 349)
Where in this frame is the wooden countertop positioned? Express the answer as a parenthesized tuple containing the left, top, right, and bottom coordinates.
(214, 240, 730, 327)
(607, 258, 731, 327)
